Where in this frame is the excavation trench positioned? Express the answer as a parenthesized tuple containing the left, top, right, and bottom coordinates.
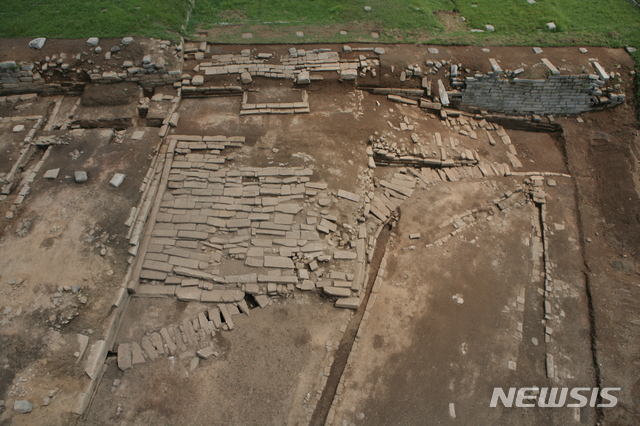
(310, 223, 392, 426)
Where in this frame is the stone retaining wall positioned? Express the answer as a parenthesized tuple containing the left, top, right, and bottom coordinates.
(0, 58, 181, 96)
(459, 74, 625, 115)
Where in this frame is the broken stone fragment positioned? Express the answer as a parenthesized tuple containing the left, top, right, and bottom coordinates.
(12, 125, 25, 132)
(189, 358, 199, 371)
(13, 400, 32, 414)
(29, 38, 46, 49)
(254, 294, 270, 308)
(86, 37, 99, 47)
(197, 347, 216, 359)
(121, 37, 134, 45)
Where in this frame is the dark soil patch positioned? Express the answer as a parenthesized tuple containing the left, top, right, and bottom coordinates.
(81, 82, 139, 107)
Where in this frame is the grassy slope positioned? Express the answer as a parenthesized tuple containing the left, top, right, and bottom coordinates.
(0, 0, 190, 39)
(0, 0, 636, 51)
(191, 0, 454, 30)
(188, 0, 640, 66)
(453, 0, 640, 47)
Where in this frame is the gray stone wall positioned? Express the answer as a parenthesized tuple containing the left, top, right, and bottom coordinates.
(460, 74, 625, 115)
(0, 60, 181, 96)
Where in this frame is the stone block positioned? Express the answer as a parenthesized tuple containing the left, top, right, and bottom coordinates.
(74, 171, 88, 183)
(175, 286, 203, 302)
(323, 287, 351, 297)
(117, 343, 132, 370)
(296, 71, 310, 85)
(241, 72, 252, 84)
(337, 189, 360, 203)
(131, 342, 146, 364)
(110, 173, 125, 188)
(13, 400, 32, 414)
(335, 297, 361, 309)
(264, 256, 295, 269)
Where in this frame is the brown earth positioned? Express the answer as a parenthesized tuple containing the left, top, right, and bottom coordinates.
(0, 42, 637, 426)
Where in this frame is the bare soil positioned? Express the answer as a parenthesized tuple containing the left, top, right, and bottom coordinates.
(0, 42, 637, 426)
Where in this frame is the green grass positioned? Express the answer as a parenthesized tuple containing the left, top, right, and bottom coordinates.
(0, 0, 637, 52)
(452, 0, 640, 47)
(185, 0, 640, 70)
(190, 0, 454, 31)
(0, 0, 191, 39)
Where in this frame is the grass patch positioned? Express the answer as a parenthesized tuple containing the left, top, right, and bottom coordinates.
(190, 0, 454, 32)
(452, 0, 640, 47)
(0, 0, 191, 39)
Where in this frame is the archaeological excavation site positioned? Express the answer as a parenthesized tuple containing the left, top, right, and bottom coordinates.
(0, 34, 639, 426)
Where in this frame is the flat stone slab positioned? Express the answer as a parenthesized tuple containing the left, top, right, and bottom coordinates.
(131, 342, 146, 364)
(218, 304, 234, 330)
(160, 328, 177, 356)
(257, 274, 297, 284)
(174, 267, 222, 282)
(337, 189, 360, 203)
(324, 287, 351, 297)
(275, 204, 302, 214)
(541, 58, 560, 75)
(175, 286, 203, 302)
(263, 256, 295, 269)
(335, 297, 361, 309)
(334, 250, 357, 260)
(298, 280, 316, 291)
(141, 336, 159, 360)
(136, 284, 176, 297)
(117, 343, 132, 370)
(200, 289, 244, 303)
(43, 168, 60, 179)
(143, 259, 173, 273)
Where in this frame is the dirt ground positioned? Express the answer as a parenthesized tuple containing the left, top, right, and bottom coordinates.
(0, 122, 157, 424)
(84, 296, 350, 425)
(0, 42, 638, 426)
(331, 177, 596, 425)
